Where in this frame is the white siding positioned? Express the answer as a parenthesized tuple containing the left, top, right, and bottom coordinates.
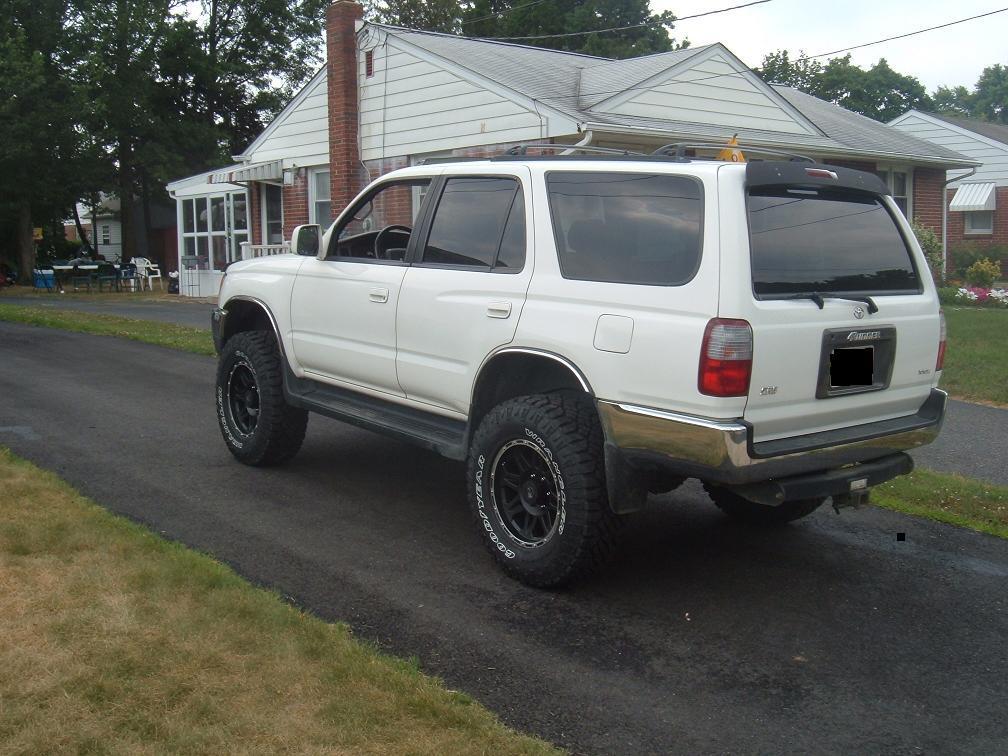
(94, 219, 123, 261)
(595, 52, 816, 136)
(891, 114, 1008, 186)
(359, 41, 546, 160)
(246, 71, 329, 165)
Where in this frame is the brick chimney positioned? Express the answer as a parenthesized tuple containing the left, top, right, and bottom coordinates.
(326, 0, 364, 215)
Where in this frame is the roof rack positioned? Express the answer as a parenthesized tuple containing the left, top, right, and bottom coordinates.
(651, 142, 815, 163)
(504, 143, 647, 157)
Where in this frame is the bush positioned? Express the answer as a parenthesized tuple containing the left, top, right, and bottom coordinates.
(937, 286, 961, 305)
(909, 220, 943, 285)
(966, 258, 1001, 288)
(949, 243, 1008, 281)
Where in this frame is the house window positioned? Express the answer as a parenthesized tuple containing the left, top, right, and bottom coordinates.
(365, 49, 374, 77)
(311, 169, 332, 225)
(100, 225, 111, 245)
(262, 184, 284, 245)
(965, 210, 994, 234)
(877, 168, 911, 217)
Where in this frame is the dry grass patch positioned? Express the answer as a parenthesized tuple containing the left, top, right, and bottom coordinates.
(0, 448, 558, 754)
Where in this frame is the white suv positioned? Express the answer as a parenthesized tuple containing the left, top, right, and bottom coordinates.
(211, 146, 947, 586)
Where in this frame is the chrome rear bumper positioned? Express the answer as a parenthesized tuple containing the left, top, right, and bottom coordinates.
(597, 389, 946, 486)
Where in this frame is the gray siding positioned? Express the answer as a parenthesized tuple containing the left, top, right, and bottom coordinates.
(595, 51, 816, 136)
(359, 38, 547, 160)
(891, 114, 1008, 186)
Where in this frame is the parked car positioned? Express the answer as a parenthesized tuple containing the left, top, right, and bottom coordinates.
(210, 145, 947, 586)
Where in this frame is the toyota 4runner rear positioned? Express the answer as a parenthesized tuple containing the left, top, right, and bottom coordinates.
(211, 145, 946, 587)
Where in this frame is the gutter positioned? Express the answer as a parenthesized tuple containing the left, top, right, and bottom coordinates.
(941, 167, 978, 280)
(577, 121, 982, 170)
(561, 129, 593, 155)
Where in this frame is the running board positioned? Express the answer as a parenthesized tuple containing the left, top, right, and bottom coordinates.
(284, 372, 468, 460)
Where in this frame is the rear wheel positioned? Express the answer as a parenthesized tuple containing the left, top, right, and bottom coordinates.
(703, 483, 825, 525)
(467, 392, 621, 588)
(216, 330, 308, 466)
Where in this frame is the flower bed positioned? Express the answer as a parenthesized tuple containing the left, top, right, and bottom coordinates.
(939, 286, 1008, 307)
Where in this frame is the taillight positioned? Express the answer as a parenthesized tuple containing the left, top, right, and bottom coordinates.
(936, 310, 947, 371)
(699, 318, 753, 397)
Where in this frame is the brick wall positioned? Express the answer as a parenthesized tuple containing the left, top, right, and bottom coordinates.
(282, 170, 309, 239)
(249, 183, 262, 245)
(912, 167, 945, 236)
(946, 186, 1008, 273)
(327, 0, 364, 215)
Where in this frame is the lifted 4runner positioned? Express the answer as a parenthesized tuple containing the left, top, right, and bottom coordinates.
(211, 144, 947, 587)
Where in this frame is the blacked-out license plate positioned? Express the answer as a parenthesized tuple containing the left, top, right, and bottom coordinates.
(830, 346, 873, 387)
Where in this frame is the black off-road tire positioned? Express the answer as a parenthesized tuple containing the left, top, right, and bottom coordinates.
(466, 392, 622, 588)
(703, 483, 825, 525)
(216, 330, 308, 466)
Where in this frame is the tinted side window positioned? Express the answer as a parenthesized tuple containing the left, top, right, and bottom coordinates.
(424, 178, 518, 268)
(494, 186, 525, 273)
(327, 179, 430, 262)
(547, 172, 703, 286)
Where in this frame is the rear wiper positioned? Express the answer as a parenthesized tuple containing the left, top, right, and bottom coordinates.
(774, 292, 879, 314)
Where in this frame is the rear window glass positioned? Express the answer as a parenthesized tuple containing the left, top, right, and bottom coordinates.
(748, 188, 920, 296)
(547, 172, 703, 286)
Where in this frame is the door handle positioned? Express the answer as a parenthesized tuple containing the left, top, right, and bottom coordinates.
(369, 288, 389, 303)
(486, 300, 512, 319)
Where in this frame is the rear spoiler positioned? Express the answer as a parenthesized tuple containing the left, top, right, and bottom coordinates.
(746, 161, 890, 196)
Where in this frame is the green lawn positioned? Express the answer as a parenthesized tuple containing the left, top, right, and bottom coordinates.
(874, 468, 1008, 540)
(940, 307, 1008, 405)
(0, 447, 558, 754)
(0, 302, 213, 356)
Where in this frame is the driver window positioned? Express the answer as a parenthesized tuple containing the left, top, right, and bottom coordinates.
(327, 178, 431, 262)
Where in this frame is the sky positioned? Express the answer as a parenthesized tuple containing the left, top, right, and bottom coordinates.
(651, 0, 1007, 91)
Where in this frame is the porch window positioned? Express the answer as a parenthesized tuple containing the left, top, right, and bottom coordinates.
(263, 184, 284, 244)
(965, 210, 994, 234)
(311, 170, 332, 225)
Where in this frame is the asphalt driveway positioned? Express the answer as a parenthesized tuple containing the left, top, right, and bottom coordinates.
(1, 322, 1006, 754)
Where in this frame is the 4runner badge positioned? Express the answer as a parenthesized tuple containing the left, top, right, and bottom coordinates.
(853, 306, 865, 319)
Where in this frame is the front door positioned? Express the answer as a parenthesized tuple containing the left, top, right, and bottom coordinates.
(290, 177, 432, 396)
(396, 170, 533, 414)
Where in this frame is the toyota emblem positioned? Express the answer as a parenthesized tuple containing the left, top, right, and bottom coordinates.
(853, 306, 865, 320)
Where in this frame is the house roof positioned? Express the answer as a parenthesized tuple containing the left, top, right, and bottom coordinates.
(374, 26, 975, 168)
(920, 112, 1008, 146)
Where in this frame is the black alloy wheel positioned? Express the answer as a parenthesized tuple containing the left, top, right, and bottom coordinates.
(227, 362, 260, 435)
(490, 439, 562, 546)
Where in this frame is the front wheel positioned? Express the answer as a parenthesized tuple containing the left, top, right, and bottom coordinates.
(216, 330, 308, 466)
(467, 392, 621, 588)
(703, 483, 825, 525)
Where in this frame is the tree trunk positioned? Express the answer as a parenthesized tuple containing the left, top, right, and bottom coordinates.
(15, 200, 34, 287)
(73, 204, 95, 255)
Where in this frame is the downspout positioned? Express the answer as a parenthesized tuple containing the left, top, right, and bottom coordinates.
(942, 167, 977, 281)
(561, 129, 593, 155)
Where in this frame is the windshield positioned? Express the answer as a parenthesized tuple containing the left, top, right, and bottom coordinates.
(748, 188, 920, 296)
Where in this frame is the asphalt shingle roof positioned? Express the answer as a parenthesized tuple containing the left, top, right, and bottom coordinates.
(374, 25, 975, 166)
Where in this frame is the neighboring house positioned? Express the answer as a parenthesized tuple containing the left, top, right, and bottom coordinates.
(890, 111, 1008, 265)
(167, 0, 977, 296)
(81, 199, 123, 262)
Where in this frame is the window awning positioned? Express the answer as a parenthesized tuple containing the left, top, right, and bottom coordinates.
(949, 182, 996, 212)
(210, 160, 283, 184)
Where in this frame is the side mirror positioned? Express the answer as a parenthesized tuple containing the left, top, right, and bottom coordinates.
(291, 224, 321, 257)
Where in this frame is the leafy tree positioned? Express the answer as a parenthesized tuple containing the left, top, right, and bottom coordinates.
(972, 63, 1008, 124)
(756, 51, 931, 122)
(372, 0, 462, 33)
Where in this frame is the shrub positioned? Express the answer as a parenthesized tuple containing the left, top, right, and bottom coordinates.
(966, 258, 1001, 288)
(909, 220, 943, 285)
(949, 243, 1008, 281)
(937, 286, 960, 305)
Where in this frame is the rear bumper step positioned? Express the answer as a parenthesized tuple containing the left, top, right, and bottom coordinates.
(598, 388, 946, 489)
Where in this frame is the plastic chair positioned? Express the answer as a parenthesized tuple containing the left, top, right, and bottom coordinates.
(71, 265, 92, 292)
(133, 257, 163, 290)
(97, 263, 118, 292)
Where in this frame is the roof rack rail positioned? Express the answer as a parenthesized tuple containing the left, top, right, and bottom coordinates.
(651, 142, 815, 163)
(419, 156, 490, 165)
(504, 143, 647, 157)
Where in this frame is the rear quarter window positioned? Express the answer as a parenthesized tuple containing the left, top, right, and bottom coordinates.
(547, 172, 703, 286)
(748, 188, 921, 296)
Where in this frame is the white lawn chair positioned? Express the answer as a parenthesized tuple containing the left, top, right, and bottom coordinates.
(133, 257, 164, 291)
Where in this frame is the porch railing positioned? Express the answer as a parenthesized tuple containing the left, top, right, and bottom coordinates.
(239, 241, 291, 260)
